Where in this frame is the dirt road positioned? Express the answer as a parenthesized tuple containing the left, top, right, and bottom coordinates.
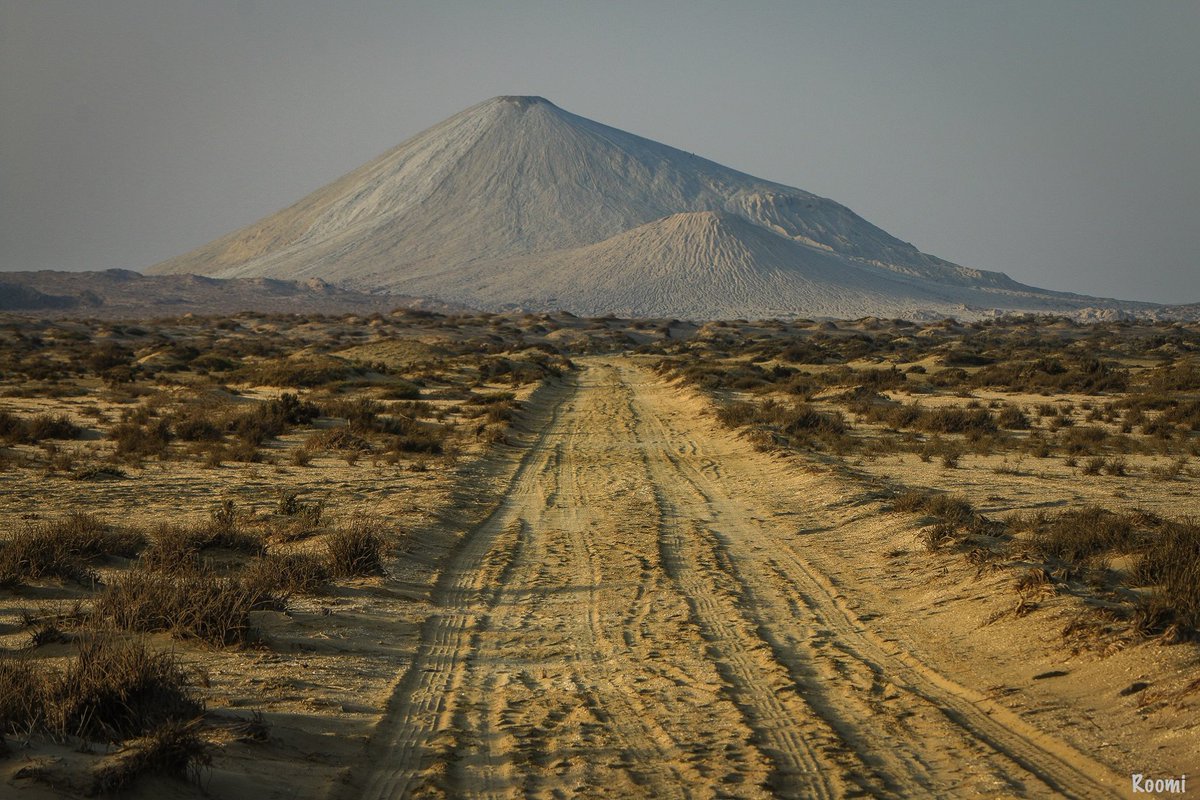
(355, 360, 1123, 799)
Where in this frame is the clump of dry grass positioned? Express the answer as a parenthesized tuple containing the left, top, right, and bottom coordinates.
(96, 567, 281, 646)
(110, 419, 173, 458)
(223, 393, 320, 447)
(716, 397, 849, 452)
(91, 718, 211, 793)
(0, 411, 83, 444)
(891, 490, 976, 525)
(1131, 520, 1200, 639)
(1015, 506, 1141, 563)
(890, 490, 996, 551)
(326, 523, 386, 578)
(137, 520, 264, 575)
(0, 636, 202, 741)
(242, 552, 330, 596)
(0, 512, 145, 587)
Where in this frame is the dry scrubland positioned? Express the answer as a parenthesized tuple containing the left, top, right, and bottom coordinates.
(652, 316, 1200, 645)
(0, 309, 1197, 797)
(0, 308, 577, 796)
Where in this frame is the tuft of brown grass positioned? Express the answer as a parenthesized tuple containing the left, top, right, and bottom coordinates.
(242, 552, 330, 596)
(96, 567, 281, 646)
(0, 636, 203, 743)
(1131, 520, 1200, 639)
(325, 523, 386, 578)
(1021, 506, 1141, 564)
(138, 521, 264, 575)
(91, 719, 211, 793)
(0, 512, 145, 586)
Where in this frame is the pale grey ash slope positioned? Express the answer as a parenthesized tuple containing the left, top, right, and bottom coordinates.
(150, 96, 1150, 319)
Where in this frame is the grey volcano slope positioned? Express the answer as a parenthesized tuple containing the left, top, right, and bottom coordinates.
(150, 95, 1153, 320)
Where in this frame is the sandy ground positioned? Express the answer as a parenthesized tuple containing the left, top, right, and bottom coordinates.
(336, 358, 1195, 799)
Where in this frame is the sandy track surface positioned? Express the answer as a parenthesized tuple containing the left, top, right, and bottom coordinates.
(354, 360, 1123, 799)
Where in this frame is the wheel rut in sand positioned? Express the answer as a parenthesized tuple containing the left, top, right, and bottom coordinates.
(354, 359, 1124, 799)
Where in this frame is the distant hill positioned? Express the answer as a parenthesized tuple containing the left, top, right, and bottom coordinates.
(0, 270, 455, 317)
(148, 96, 1180, 320)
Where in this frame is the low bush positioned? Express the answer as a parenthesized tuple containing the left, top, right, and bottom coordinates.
(170, 412, 223, 442)
(96, 567, 281, 646)
(0, 411, 82, 444)
(0, 410, 27, 443)
(110, 419, 172, 457)
(0, 636, 203, 743)
(996, 405, 1031, 430)
(1019, 506, 1141, 563)
(56, 637, 203, 741)
(138, 522, 264, 575)
(326, 524, 385, 578)
(91, 718, 211, 792)
(242, 552, 330, 596)
(235, 359, 359, 388)
(891, 491, 976, 526)
(304, 427, 373, 452)
(1131, 520, 1200, 638)
(27, 413, 83, 442)
(223, 393, 319, 446)
(0, 513, 144, 586)
(379, 380, 421, 400)
(914, 407, 996, 436)
(715, 398, 848, 449)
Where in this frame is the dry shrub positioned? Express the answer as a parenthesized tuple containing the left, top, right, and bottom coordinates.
(1059, 425, 1111, 455)
(1149, 456, 1189, 481)
(27, 413, 83, 442)
(0, 410, 27, 443)
(1023, 506, 1140, 563)
(920, 523, 959, 551)
(321, 397, 381, 432)
(379, 380, 421, 400)
(891, 491, 975, 526)
(0, 657, 44, 734)
(236, 359, 357, 388)
(326, 523, 386, 578)
(389, 427, 446, 455)
(996, 405, 1031, 430)
(91, 719, 211, 792)
(304, 426, 372, 452)
(0, 411, 82, 444)
(138, 522, 264, 575)
(242, 552, 330, 596)
(0, 637, 202, 743)
(223, 393, 319, 446)
(0, 512, 145, 586)
(1132, 520, 1200, 638)
(171, 411, 222, 442)
(914, 407, 996, 435)
(110, 419, 172, 457)
(1103, 457, 1129, 476)
(96, 568, 281, 646)
(56, 637, 203, 741)
(715, 398, 848, 450)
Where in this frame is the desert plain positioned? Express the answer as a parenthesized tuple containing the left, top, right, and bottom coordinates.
(0, 309, 1197, 799)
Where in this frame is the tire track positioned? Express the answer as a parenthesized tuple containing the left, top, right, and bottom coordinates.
(619, 361, 1123, 799)
(358, 358, 1122, 799)
(357, 383, 573, 800)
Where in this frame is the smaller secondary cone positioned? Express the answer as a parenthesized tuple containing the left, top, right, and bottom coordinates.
(150, 96, 1148, 320)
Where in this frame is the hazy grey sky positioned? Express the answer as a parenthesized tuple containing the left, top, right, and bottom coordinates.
(2, 1, 1197, 303)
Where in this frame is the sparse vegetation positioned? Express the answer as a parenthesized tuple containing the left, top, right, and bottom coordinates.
(326, 523, 386, 578)
(1, 309, 1199, 791)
